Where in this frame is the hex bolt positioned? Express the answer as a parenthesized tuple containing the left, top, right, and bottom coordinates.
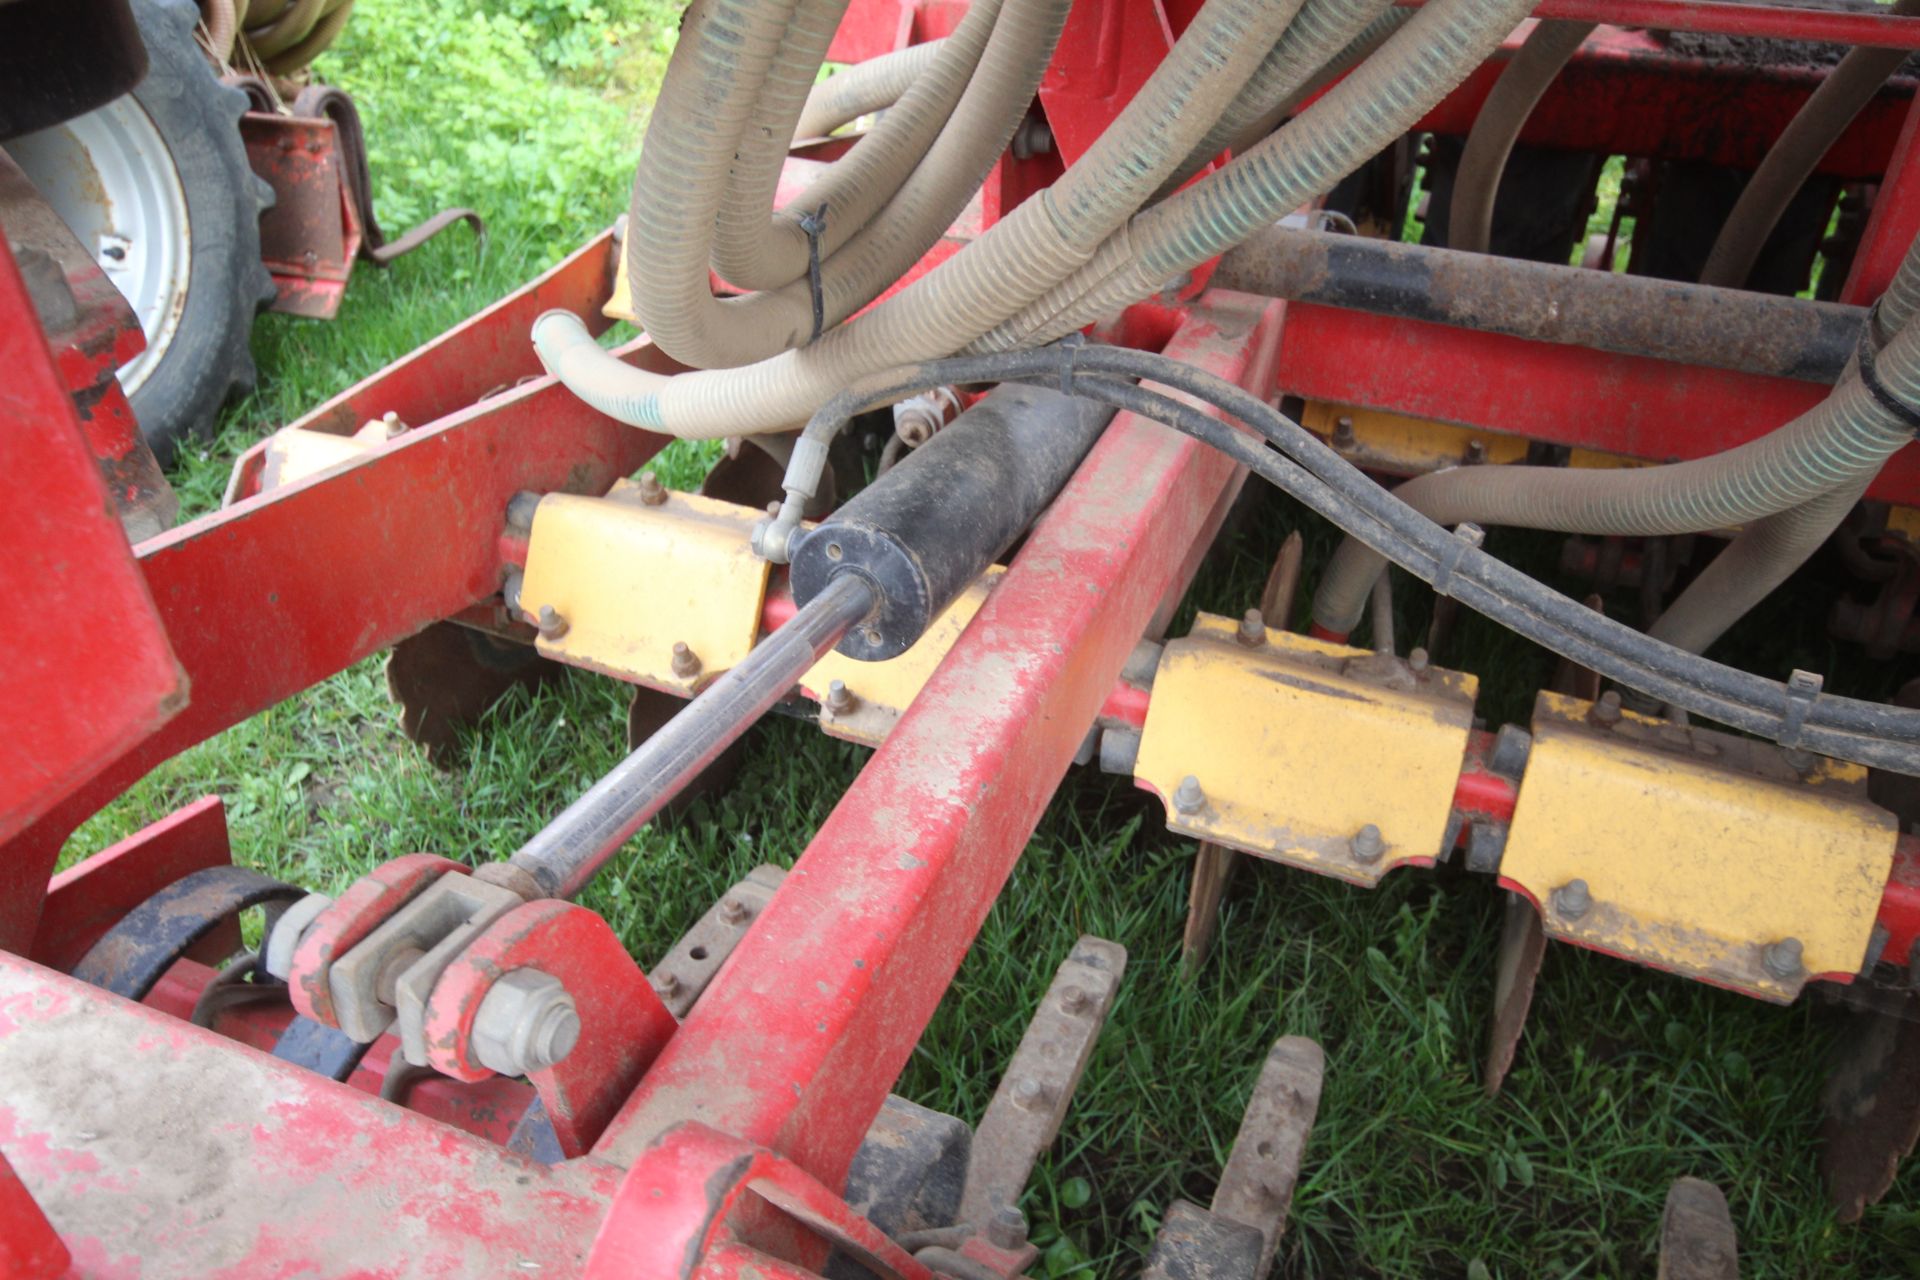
(1011, 1077, 1047, 1111)
(1408, 647, 1430, 673)
(672, 641, 702, 678)
(1351, 823, 1385, 864)
(1173, 775, 1206, 815)
(1763, 937, 1805, 980)
(719, 895, 751, 925)
(1552, 878, 1592, 920)
(1059, 985, 1091, 1015)
(1331, 416, 1357, 451)
(1589, 690, 1623, 728)
(536, 605, 570, 641)
(986, 1205, 1029, 1251)
(637, 470, 667, 506)
(1236, 608, 1266, 648)
(826, 679, 857, 716)
(1464, 439, 1487, 465)
(471, 969, 582, 1077)
(655, 971, 682, 999)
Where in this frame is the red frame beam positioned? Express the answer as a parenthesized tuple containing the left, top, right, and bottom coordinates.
(588, 294, 1285, 1188)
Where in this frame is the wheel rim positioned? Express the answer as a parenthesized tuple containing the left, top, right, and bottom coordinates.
(8, 95, 193, 398)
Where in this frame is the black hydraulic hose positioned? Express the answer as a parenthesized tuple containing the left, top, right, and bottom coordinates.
(789, 344, 1920, 775)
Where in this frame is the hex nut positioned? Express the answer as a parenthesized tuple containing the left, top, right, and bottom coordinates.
(263, 892, 334, 982)
(637, 470, 667, 506)
(1173, 775, 1205, 815)
(719, 895, 751, 925)
(1350, 823, 1385, 864)
(826, 679, 856, 716)
(986, 1205, 1029, 1250)
(471, 969, 582, 1077)
(672, 641, 702, 678)
(1589, 691, 1623, 727)
(1552, 878, 1592, 920)
(1488, 725, 1533, 780)
(1059, 985, 1091, 1016)
(1762, 937, 1805, 980)
(1236, 608, 1266, 648)
(537, 605, 570, 641)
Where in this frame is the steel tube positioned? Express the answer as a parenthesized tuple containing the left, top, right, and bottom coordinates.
(511, 572, 876, 899)
(1215, 225, 1865, 382)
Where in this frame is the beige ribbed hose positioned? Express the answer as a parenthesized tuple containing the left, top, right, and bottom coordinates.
(1224, 6, 1411, 154)
(1701, 0, 1920, 290)
(797, 40, 948, 137)
(1447, 18, 1594, 256)
(970, 0, 1539, 354)
(1309, 237, 1920, 635)
(198, 0, 353, 78)
(536, 0, 1303, 436)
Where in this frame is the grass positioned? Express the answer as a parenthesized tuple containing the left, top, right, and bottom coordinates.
(75, 4, 1920, 1274)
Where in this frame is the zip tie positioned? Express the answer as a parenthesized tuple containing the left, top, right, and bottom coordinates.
(1855, 323, 1920, 433)
(799, 203, 830, 344)
(1431, 522, 1485, 597)
(1056, 333, 1086, 396)
(1779, 668, 1823, 750)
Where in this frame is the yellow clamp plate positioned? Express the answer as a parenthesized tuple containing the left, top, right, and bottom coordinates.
(1301, 403, 1646, 476)
(519, 483, 770, 695)
(1500, 691, 1896, 1002)
(1134, 614, 1478, 886)
(804, 568, 1003, 747)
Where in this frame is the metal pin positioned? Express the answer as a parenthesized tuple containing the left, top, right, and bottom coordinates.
(826, 679, 856, 715)
(1236, 608, 1266, 648)
(671, 641, 702, 678)
(637, 470, 667, 506)
(536, 605, 569, 640)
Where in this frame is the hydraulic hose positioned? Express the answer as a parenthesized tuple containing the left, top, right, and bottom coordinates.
(796, 40, 948, 137)
(1700, 0, 1920, 290)
(537, 0, 1301, 437)
(1447, 18, 1595, 256)
(775, 343, 1920, 774)
(972, 0, 1538, 354)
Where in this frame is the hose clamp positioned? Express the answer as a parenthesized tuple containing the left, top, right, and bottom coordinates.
(1431, 522, 1485, 598)
(1779, 668, 1824, 751)
(1854, 321, 1920, 434)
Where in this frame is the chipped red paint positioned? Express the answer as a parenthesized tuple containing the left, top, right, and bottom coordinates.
(586, 1123, 933, 1280)
(1453, 730, 1520, 825)
(241, 113, 362, 320)
(1879, 835, 1920, 969)
(423, 900, 677, 1157)
(590, 294, 1284, 1186)
(0, 1147, 69, 1280)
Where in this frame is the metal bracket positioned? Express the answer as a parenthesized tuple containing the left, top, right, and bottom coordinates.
(1500, 692, 1897, 1001)
(1135, 613, 1477, 887)
(518, 482, 771, 695)
(1211, 1037, 1324, 1280)
(648, 863, 786, 1017)
(957, 936, 1126, 1226)
(806, 568, 1004, 747)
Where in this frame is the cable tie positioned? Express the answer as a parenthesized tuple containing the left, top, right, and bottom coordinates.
(1855, 323, 1920, 433)
(799, 203, 830, 344)
(1055, 333, 1086, 396)
(1779, 668, 1823, 750)
(1431, 522, 1484, 597)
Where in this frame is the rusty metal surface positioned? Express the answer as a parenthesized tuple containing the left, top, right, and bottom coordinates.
(958, 937, 1126, 1226)
(1217, 225, 1862, 383)
(241, 112, 357, 319)
(1655, 1178, 1741, 1280)
(1140, 1201, 1265, 1280)
(69, 865, 301, 1001)
(1820, 999, 1920, 1223)
(647, 865, 785, 1018)
(1483, 893, 1548, 1097)
(1210, 1037, 1324, 1280)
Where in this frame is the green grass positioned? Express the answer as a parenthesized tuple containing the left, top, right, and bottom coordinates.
(74, 5, 1920, 1274)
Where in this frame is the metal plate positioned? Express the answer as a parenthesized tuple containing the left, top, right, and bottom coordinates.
(520, 483, 771, 694)
(805, 568, 1003, 746)
(1500, 691, 1896, 1001)
(1134, 614, 1478, 887)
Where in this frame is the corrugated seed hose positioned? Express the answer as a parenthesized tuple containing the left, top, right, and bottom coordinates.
(1700, 0, 1920, 290)
(1309, 231, 1920, 637)
(796, 40, 948, 137)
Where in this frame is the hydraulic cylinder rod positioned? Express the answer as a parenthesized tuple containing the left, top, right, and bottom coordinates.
(510, 383, 1113, 899)
(510, 572, 875, 899)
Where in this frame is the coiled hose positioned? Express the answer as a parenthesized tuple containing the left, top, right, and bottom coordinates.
(781, 343, 1920, 775)
(1310, 233, 1920, 636)
(198, 0, 352, 80)
(796, 40, 948, 137)
(535, 0, 1304, 435)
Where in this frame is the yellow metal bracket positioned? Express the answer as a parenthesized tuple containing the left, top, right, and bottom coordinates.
(1500, 691, 1896, 1002)
(518, 481, 770, 695)
(803, 568, 1004, 747)
(1133, 614, 1478, 887)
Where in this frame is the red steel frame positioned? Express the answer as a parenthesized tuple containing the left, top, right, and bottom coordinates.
(10, 0, 1920, 1271)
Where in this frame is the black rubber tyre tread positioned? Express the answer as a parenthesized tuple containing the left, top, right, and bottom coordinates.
(122, 0, 275, 466)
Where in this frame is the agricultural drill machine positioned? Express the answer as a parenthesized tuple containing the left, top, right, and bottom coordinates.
(7, 0, 1920, 1273)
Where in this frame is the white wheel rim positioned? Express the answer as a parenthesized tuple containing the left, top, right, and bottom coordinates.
(8, 95, 193, 398)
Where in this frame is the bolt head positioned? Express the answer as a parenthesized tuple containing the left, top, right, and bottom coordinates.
(1763, 936, 1805, 980)
(826, 678, 856, 715)
(1408, 647, 1430, 673)
(1552, 878, 1592, 920)
(1059, 985, 1091, 1015)
(1173, 775, 1205, 815)
(1332, 417, 1357, 450)
(671, 641, 702, 678)
(638, 470, 667, 506)
(471, 969, 581, 1077)
(1590, 691, 1622, 727)
(719, 895, 750, 925)
(1011, 1077, 1047, 1111)
(536, 604, 569, 640)
(1351, 822, 1385, 863)
(1236, 608, 1266, 647)
(986, 1205, 1029, 1250)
